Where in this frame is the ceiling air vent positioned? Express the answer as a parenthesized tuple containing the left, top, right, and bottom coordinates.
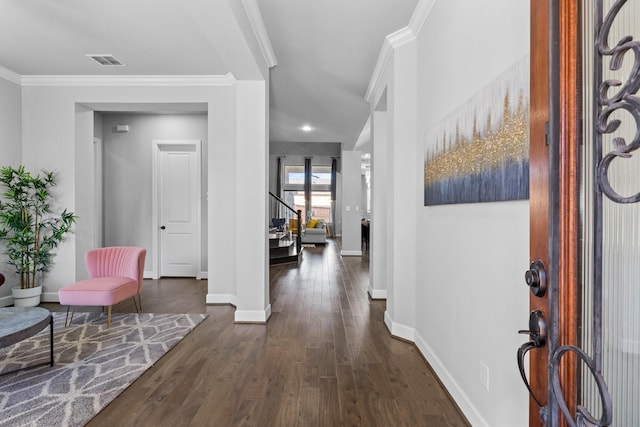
(87, 54, 125, 66)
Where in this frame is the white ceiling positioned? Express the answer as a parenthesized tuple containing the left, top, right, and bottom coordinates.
(0, 0, 418, 150)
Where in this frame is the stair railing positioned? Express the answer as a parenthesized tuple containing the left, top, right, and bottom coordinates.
(269, 191, 302, 259)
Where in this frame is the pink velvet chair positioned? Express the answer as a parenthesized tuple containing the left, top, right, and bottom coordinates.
(58, 246, 146, 328)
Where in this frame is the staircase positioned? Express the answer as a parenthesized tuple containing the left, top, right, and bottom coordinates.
(269, 231, 300, 265)
(269, 192, 302, 265)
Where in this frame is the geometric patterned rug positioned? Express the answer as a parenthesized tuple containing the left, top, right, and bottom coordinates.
(0, 312, 207, 427)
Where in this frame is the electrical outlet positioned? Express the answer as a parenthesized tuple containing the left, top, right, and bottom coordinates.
(479, 362, 490, 391)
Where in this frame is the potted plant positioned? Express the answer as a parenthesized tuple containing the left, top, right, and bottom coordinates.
(0, 166, 76, 307)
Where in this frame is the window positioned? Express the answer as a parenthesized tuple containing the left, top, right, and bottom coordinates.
(283, 190, 331, 223)
(284, 165, 304, 185)
(284, 165, 331, 187)
(282, 163, 333, 224)
(310, 166, 331, 186)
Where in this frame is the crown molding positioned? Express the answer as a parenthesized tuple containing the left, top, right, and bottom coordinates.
(0, 65, 22, 85)
(20, 73, 236, 87)
(242, 0, 277, 69)
(408, 0, 437, 35)
(364, 0, 437, 104)
(364, 27, 414, 104)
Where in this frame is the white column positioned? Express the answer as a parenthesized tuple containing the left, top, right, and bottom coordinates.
(234, 81, 270, 322)
(370, 110, 388, 299)
(340, 150, 362, 256)
(383, 40, 418, 341)
(207, 86, 238, 305)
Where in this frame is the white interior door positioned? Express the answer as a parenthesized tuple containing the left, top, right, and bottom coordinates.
(154, 141, 201, 278)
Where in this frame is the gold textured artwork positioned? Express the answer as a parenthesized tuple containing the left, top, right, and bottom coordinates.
(424, 57, 529, 205)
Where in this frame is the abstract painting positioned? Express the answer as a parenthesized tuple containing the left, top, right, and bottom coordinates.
(424, 57, 529, 206)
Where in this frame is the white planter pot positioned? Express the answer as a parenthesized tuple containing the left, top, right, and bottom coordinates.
(12, 285, 42, 307)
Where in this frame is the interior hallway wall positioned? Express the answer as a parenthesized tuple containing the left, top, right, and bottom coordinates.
(414, 1, 530, 426)
(19, 83, 243, 305)
(100, 113, 209, 276)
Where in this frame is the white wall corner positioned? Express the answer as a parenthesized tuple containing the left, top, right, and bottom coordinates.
(20, 74, 236, 87)
(383, 310, 415, 342)
(242, 0, 278, 68)
(143, 270, 154, 280)
(206, 293, 238, 306)
(234, 304, 272, 323)
(367, 286, 387, 300)
(408, 0, 438, 36)
(0, 295, 13, 307)
(413, 330, 490, 427)
(0, 65, 21, 85)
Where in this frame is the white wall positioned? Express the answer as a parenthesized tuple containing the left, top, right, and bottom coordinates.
(19, 83, 261, 309)
(413, 1, 530, 426)
(340, 150, 362, 256)
(100, 113, 209, 276)
(0, 77, 22, 303)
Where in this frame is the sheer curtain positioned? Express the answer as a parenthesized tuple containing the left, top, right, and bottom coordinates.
(581, 1, 640, 424)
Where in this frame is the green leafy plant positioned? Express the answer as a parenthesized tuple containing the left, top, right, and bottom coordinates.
(0, 166, 76, 289)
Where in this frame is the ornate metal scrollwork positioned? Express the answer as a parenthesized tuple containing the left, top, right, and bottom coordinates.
(551, 346, 612, 427)
(596, 0, 640, 203)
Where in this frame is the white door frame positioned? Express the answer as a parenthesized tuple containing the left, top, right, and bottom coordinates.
(93, 137, 104, 248)
(151, 139, 202, 280)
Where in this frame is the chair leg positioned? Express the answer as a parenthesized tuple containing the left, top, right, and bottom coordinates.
(65, 307, 76, 327)
(137, 294, 142, 313)
(107, 306, 112, 328)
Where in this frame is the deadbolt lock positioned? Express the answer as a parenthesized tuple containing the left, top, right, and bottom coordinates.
(525, 260, 547, 297)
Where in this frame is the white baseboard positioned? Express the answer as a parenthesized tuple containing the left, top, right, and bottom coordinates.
(234, 304, 271, 323)
(383, 310, 415, 341)
(413, 331, 489, 427)
(0, 295, 13, 307)
(206, 293, 237, 306)
(341, 250, 363, 256)
(368, 286, 387, 300)
(144, 271, 207, 280)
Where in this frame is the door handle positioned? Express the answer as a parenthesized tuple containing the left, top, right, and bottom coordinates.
(160, 225, 166, 230)
(517, 310, 547, 408)
(525, 260, 547, 297)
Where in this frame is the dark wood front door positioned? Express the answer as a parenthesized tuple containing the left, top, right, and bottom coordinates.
(525, 1, 640, 426)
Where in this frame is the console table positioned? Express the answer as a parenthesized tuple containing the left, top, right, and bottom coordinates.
(0, 307, 54, 374)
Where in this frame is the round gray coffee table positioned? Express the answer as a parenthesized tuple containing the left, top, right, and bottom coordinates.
(0, 307, 54, 374)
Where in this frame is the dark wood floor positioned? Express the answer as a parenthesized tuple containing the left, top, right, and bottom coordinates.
(45, 239, 469, 426)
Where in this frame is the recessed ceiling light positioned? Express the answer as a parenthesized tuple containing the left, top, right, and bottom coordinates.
(301, 125, 313, 132)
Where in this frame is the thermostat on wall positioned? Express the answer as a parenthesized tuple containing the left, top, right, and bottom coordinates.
(115, 124, 130, 132)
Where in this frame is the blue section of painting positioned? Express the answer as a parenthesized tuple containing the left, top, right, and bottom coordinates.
(424, 159, 529, 206)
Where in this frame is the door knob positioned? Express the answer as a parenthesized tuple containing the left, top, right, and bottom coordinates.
(517, 310, 547, 407)
(518, 309, 547, 347)
(525, 260, 547, 297)
(160, 225, 166, 230)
